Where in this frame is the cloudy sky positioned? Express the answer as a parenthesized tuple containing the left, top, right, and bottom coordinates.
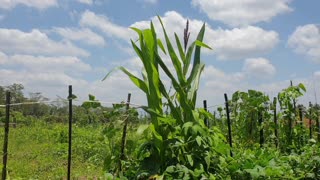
(0, 0, 319, 108)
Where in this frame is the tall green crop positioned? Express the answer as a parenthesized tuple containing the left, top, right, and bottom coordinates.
(104, 17, 230, 178)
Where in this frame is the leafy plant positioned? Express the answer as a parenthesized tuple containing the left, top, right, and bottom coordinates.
(81, 94, 102, 124)
(278, 83, 306, 150)
(104, 17, 232, 178)
(231, 90, 270, 147)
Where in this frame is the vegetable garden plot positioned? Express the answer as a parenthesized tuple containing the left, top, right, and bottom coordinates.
(1, 17, 320, 179)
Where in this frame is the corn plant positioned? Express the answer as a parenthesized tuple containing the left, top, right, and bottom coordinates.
(104, 17, 229, 178)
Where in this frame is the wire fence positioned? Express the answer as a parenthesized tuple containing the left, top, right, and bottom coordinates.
(2, 85, 319, 179)
(0, 100, 147, 109)
(0, 99, 229, 111)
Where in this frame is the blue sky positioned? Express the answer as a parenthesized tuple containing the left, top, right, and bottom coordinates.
(0, 0, 319, 107)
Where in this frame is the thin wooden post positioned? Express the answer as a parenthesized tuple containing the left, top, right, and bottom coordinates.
(273, 99, 278, 148)
(2, 91, 10, 180)
(67, 85, 73, 180)
(291, 81, 297, 112)
(224, 93, 233, 157)
(317, 107, 320, 142)
(299, 107, 304, 146)
(213, 111, 216, 126)
(203, 100, 208, 127)
(309, 102, 313, 139)
(119, 93, 131, 171)
(289, 81, 295, 146)
(258, 111, 264, 147)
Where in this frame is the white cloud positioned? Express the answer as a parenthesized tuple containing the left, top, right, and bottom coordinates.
(0, 67, 147, 106)
(191, 0, 292, 27)
(0, 28, 89, 57)
(91, 71, 146, 104)
(0, 69, 90, 101)
(0, 69, 87, 87)
(80, 10, 133, 41)
(77, 0, 93, 5)
(53, 27, 105, 47)
(142, 0, 157, 4)
(198, 64, 317, 108)
(0, 54, 92, 103)
(78, 11, 279, 59)
(314, 71, 320, 79)
(6, 55, 91, 73)
(201, 65, 246, 94)
(243, 58, 276, 78)
(0, 51, 8, 64)
(0, 0, 58, 10)
(131, 11, 279, 60)
(208, 26, 279, 60)
(288, 24, 320, 63)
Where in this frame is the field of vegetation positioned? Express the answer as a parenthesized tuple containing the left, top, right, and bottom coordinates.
(1, 17, 320, 179)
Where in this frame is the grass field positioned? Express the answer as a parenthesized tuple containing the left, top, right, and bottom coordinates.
(1, 122, 107, 179)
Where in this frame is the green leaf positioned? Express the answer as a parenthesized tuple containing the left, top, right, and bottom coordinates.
(205, 154, 210, 170)
(67, 94, 77, 100)
(195, 40, 212, 50)
(183, 42, 195, 75)
(119, 67, 148, 94)
(186, 154, 194, 166)
(187, 63, 205, 107)
(157, 39, 166, 54)
(158, 16, 185, 85)
(196, 136, 202, 146)
(298, 83, 306, 92)
(130, 27, 142, 35)
(150, 124, 163, 142)
(175, 33, 186, 63)
(182, 122, 193, 135)
(137, 124, 150, 135)
(89, 94, 95, 101)
(192, 23, 206, 66)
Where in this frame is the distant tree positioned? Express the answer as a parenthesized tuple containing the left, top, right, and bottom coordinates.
(0, 85, 5, 104)
(7, 83, 25, 103)
(22, 92, 50, 117)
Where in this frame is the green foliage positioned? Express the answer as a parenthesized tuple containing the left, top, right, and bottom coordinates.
(81, 94, 103, 124)
(105, 17, 234, 179)
(278, 83, 306, 150)
(231, 90, 270, 146)
(1, 16, 319, 180)
(0, 122, 105, 179)
(81, 94, 101, 109)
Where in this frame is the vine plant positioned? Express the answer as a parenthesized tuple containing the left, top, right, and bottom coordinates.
(231, 90, 270, 147)
(278, 83, 306, 151)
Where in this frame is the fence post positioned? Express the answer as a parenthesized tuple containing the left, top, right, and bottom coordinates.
(289, 81, 295, 146)
(309, 102, 313, 139)
(203, 100, 208, 127)
(67, 85, 73, 180)
(258, 111, 264, 147)
(317, 107, 320, 143)
(119, 93, 131, 171)
(213, 111, 216, 126)
(2, 91, 10, 180)
(273, 97, 278, 148)
(291, 80, 297, 113)
(224, 93, 233, 157)
(298, 107, 304, 146)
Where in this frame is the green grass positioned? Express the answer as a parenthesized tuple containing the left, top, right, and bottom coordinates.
(1, 122, 106, 179)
